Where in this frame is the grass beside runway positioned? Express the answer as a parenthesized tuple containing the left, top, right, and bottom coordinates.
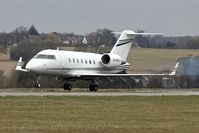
(0, 96, 199, 133)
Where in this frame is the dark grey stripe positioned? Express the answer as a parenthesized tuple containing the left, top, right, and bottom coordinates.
(116, 41, 132, 47)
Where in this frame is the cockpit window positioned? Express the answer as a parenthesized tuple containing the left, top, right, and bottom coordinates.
(47, 55, 56, 60)
(35, 54, 56, 60)
(35, 54, 47, 59)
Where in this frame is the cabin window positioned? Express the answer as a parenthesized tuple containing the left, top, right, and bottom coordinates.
(77, 59, 79, 63)
(85, 59, 87, 64)
(89, 60, 92, 64)
(93, 60, 95, 64)
(81, 59, 83, 63)
(73, 58, 75, 63)
(68, 58, 71, 63)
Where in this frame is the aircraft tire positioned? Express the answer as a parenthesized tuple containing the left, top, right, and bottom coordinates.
(63, 84, 72, 91)
(34, 83, 37, 88)
(63, 84, 68, 91)
(68, 84, 72, 91)
(89, 85, 94, 92)
(93, 85, 98, 92)
(35, 83, 41, 88)
(89, 85, 98, 92)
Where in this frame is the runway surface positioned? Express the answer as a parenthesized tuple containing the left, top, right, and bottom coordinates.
(1, 91, 199, 96)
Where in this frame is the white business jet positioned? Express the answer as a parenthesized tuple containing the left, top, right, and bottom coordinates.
(16, 30, 179, 91)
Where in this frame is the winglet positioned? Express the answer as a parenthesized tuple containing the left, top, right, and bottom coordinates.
(15, 57, 28, 72)
(169, 62, 179, 76)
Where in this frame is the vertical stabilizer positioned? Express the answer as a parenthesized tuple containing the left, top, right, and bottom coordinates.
(110, 30, 135, 61)
(110, 30, 163, 61)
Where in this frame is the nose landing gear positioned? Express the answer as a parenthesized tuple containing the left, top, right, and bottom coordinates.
(34, 77, 41, 88)
(35, 83, 41, 88)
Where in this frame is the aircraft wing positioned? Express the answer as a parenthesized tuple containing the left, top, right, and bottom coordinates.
(74, 62, 179, 78)
(74, 73, 174, 78)
(74, 73, 169, 78)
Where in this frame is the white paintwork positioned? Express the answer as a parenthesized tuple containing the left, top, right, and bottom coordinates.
(25, 49, 127, 77)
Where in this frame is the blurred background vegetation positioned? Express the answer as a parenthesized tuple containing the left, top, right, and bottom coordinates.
(0, 25, 199, 89)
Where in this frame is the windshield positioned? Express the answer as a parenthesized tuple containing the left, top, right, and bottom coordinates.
(34, 54, 56, 60)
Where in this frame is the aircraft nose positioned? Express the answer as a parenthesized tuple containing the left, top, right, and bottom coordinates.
(25, 61, 32, 70)
(26, 60, 37, 71)
(25, 59, 45, 73)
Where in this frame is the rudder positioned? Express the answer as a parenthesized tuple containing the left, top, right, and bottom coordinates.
(110, 30, 135, 61)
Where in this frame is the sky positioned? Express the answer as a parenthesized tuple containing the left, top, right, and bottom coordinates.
(0, 0, 198, 36)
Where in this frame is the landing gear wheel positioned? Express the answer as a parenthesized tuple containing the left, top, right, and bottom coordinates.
(35, 83, 41, 88)
(63, 84, 67, 91)
(68, 84, 72, 91)
(63, 84, 72, 91)
(89, 85, 93, 92)
(89, 85, 98, 92)
(93, 85, 98, 92)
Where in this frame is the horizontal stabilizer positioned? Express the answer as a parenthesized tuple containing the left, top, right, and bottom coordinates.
(128, 32, 164, 35)
(112, 31, 163, 36)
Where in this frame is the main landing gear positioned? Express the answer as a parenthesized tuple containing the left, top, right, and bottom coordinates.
(62, 79, 99, 92)
(63, 83, 72, 91)
(62, 83, 98, 92)
(89, 79, 99, 92)
(89, 85, 98, 92)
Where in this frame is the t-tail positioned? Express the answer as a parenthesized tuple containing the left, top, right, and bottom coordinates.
(110, 30, 163, 61)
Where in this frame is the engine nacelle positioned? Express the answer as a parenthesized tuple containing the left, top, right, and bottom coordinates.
(101, 54, 122, 67)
